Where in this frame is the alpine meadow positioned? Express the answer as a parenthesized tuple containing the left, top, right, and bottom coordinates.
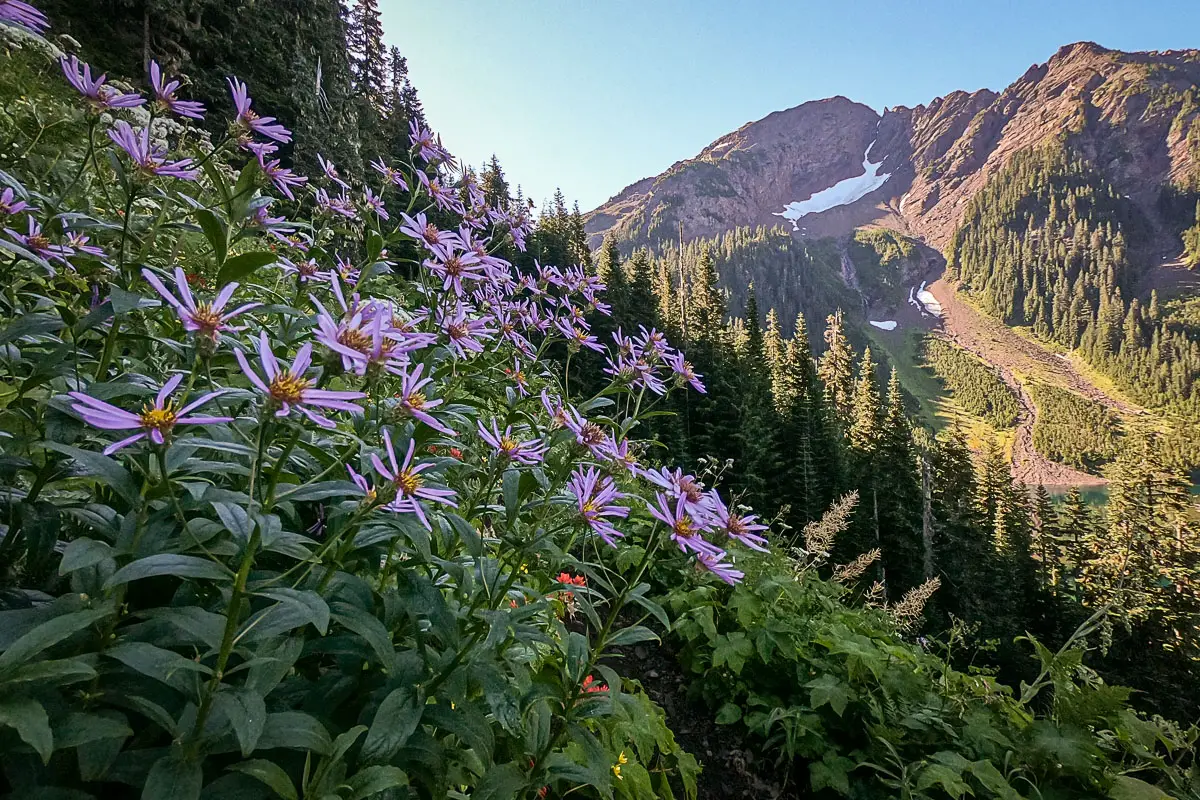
(3, 2, 1200, 799)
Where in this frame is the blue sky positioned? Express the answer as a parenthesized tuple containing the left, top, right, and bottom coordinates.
(382, 1, 1200, 212)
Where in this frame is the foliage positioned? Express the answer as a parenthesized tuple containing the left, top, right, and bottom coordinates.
(849, 227, 922, 304)
(1028, 383, 1122, 471)
(920, 337, 1019, 428)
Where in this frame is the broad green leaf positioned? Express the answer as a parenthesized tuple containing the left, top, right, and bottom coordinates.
(256, 711, 331, 755)
(0, 313, 63, 344)
(2, 658, 96, 688)
(276, 480, 364, 503)
(104, 554, 229, 589)
(211, 501, 252, 540)
(347, 765, 408, 800)
(106, 642, 211, 693)
(195, 209, 228, 266)
(53, 711, 132, 749)
(0, 697, 52, 763)
(44, 442, 140, 505)
(258, 588, 330, 635)
(60, 538, 113, 575)
(710, 632, 753, 674)
(143, 750, 202, 800)
(331, 602, 395, 668)
(109, 287, 158, 315)
(807, 674, 850, 716)
(215, 251, 276, 284)
(606, 624, 659, 648)
(229, 759, 298, 800)
(472, 762, 526, 800)
(213, 688, 267, 757)
(915, 763, 971, 799)
(502, 468, 520, 522)
(0, 608, 110, 673)
(360, 687, 423, 763)
(715, 702, 742, 725)
(1109, 776, 1173, 800)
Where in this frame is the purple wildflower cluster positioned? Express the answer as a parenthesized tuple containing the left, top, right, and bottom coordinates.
(26, 8, 762, 585)
(0, 0, 47, 32)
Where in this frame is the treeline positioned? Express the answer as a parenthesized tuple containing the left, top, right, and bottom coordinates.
(1029, 382, 1122, 471)
(39, 0, 425, 180)
(850, 227, 924, 304)
(947, 144, 1200, 462)
(552, 218, 1200, 717)
(921, 337, 1019, 428)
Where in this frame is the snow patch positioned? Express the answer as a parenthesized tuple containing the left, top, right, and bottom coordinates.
(914, 281, 942, 317)
(774, 141, 892, 230)
(869, 320, 898, 331)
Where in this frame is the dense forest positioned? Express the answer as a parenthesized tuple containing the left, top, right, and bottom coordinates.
(947, 146, 1200, 464)
(920, 337, 1019, 429)
(3, 3, 1200, 799)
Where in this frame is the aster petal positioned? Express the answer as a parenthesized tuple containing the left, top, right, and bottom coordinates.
(76, 408, 142, 430)
(382, 428, 399, 475)
(223, 302, 262, 320)
(175, 415, 234, 425)
(235, 348, 270, 394)
(177, 389, 230, 416)
(211, 282, 237, 312)
(155, 374, 184, 409)
(290, 343, 313, 377)
(370, 453, 394, 481)
(141, 268, 186, 311)
(298, 405, 336, 429)
(257, 331, 280, 380)
(172, 267, 196, 312)
(103, 432, 148, 455)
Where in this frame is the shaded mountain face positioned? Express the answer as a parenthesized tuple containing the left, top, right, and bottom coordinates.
(585, 42, 1200, 252)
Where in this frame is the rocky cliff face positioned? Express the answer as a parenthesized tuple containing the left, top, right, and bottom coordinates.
(585, 42, 1200, 252)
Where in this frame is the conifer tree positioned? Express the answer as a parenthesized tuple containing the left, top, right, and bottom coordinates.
(819, 309, 855, 425)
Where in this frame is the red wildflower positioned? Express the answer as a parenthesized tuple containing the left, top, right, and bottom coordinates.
(581, 675, 608, 694)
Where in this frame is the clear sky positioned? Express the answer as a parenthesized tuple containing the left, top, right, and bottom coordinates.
(382, 0, 1200, 212)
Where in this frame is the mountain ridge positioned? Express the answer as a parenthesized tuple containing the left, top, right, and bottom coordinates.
(585, 40, 1200, 253)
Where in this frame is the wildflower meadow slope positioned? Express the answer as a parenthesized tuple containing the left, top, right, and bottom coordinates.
(1, 5, 1199, 800)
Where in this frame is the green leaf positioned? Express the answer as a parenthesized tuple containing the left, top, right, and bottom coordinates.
(606, 625, 659, 648)
(53, 711, 132, 749)
(143, 750, 202, 800)
(104, 554, 228, 589)
(472, 762, 526, 800)
(710, 632, 753, 674)
(44, 442, 140, 505)
(109, 287, 158, 315)
(59, 538, 113, 575)
(915, 763, 971, 799)
(228, 759, 298, 800)
(502, 468, 520, 522)
(0, 608, 109, 673)
(331, 602, 395, 668)
(807, 674, 850, 716)
(211, 501, 252, 541)
(0, 312, 63, 344)
(347, 765, 408, 800)
(256, 711, 331, 755)
(1108, 776, 1173, 800)
(715, 702, 742, 725)
(360, 686, 423, 763)
(0, 697, 52, 763)
(258, 588, 329, 635)
(276, 480, 364, 503)
(106, 642, 211, 694)
(365, 232, 384, 264)
(214, 688, 267, 757)
(216, 251, 276, 284)
(2, 658, 96, 688)
(195, 209, 228, 267)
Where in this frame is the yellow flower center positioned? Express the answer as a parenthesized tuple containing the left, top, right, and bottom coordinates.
(268, 373, 309, 405)
(338, 327, 372, 353)
(395, 469, 423, 496)
(444, 256, 463, 276)
(448, 323, 468, 340)
(422, 223, 441, 244)
(191, 303, 224, 334)
(499, 436, 520, 455)
(580, 422, 605, 446)
(673, 516, 696, 539)
(27, 233, 50, 250)
(582, 500, 599, 516)
(406, 391, 427, 410)
(139, 404, 178, 433)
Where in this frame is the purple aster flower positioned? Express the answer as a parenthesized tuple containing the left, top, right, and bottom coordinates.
(556, 318, 603, 354)
(477, 419, 546, 466)
(439, 304, 495, 359)
(425, 250, 483, 296)
(356, 312, 420, 376)
(644, 466, 717, 522)
(371, 428, 458, 530)
(0, 0, 49, 33)
(648, 493, 722, 558)
(666, 350, 706, 394)
(540, 390, 572, 430)
(148, 60, 205, 120)
(142, 266, 260, 341)
(279, 256, 330, 285)
(415, 170, 462, 214)
(334, 254, 359, 285)
(61, 56, 145, 111)
(370, 158, 408, 190)
(567, 466, 629, 548)
(396, 362, 456, 436)
(362, 186, 389, 220)
(408, 120, 447, 163)
(599, 436, 640, 476)
(235, 331, 366, 429)
(68, 374, 230, 455)
(317, 154, 349, 189)
(107, 121, 199, 180)
(347, 464, 376, 503)
(696, 550, 744, 586)
(706, 491, 769, 552)
(5, 216, 72, 267)
(561, 405, 608, 458)
(0, 187, 34, 218)
(636, 326, 671, 359)
(227, 77, 291, 144)
(399, 212, 458, 260)
(63, 226, 106, 261)
(315, 187, 357, 220)
(508, 358, 531, 396)
(255, 149, 307, 200)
